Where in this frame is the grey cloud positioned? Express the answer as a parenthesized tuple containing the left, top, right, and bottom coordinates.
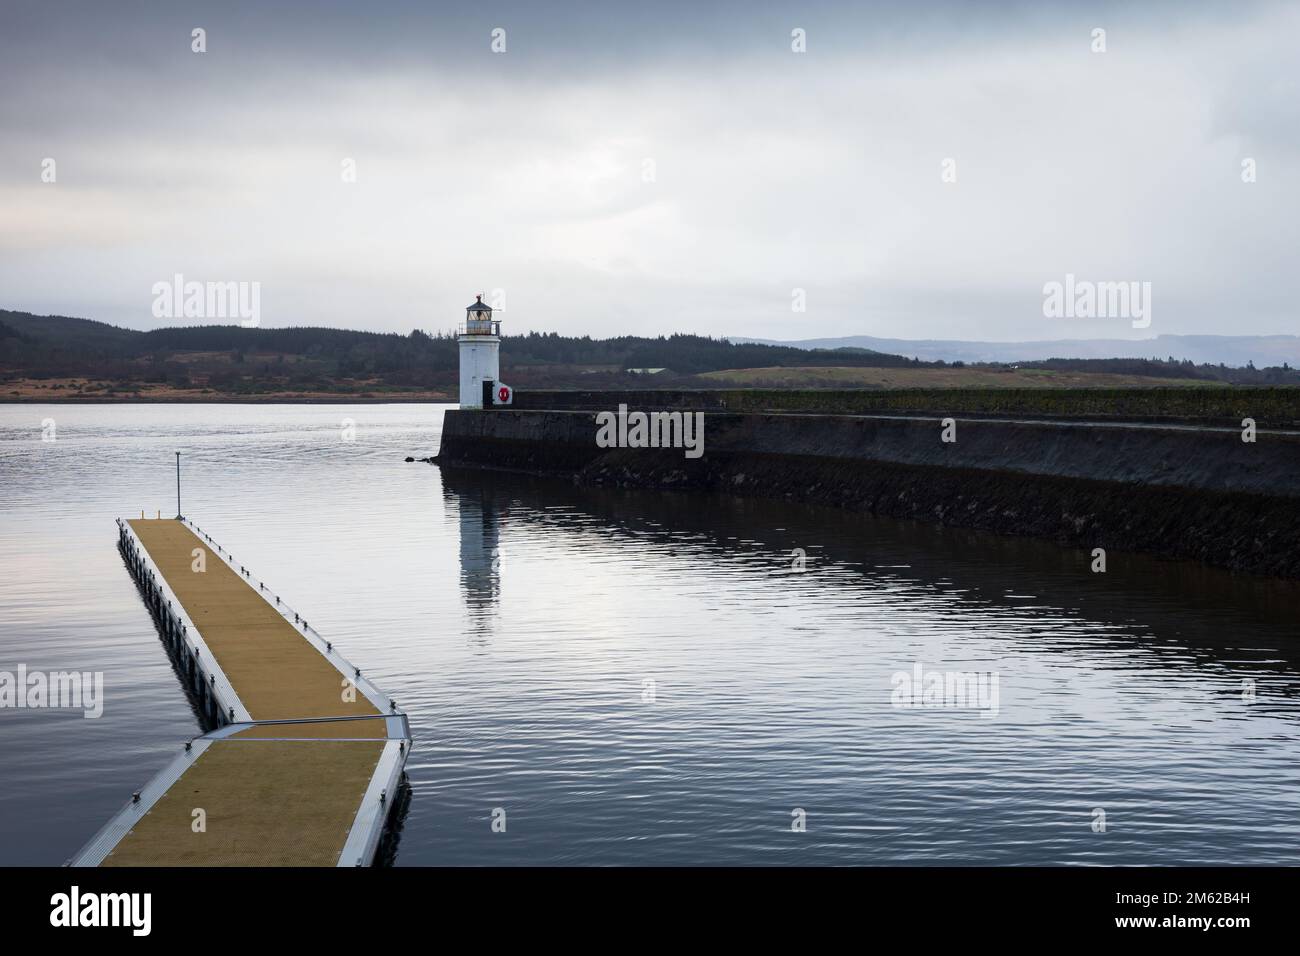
(0, 0, 1295, 340)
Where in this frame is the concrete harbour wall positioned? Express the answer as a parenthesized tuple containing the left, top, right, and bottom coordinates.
(435, 408, 1300, 577)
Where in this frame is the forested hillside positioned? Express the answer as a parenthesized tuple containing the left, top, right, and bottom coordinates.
(0, 310, 919, 396)
(3, 309, 1296, 400)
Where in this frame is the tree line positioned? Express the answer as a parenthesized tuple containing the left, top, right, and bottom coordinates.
(3, 310, 1296, 390)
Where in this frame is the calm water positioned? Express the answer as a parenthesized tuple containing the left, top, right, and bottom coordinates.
(1, 403, 1298, 866)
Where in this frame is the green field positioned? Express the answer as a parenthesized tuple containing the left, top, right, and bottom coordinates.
(696, 365, 1213, 389)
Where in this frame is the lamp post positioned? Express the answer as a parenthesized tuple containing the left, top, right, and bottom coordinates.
(175, 451, 183, 520)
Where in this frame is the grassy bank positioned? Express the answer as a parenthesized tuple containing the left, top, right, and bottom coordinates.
(696, 365, 1213, 389)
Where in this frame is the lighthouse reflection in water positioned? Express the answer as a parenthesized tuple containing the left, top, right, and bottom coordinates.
(448, 474, 501, 631)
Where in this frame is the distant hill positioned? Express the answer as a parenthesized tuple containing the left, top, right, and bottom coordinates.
(730, 333, 1300, 369)
(5, 309, 1297, 401)
(0, 309, 926, 399)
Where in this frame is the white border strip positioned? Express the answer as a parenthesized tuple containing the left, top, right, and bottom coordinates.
(337, 739, 410, 867)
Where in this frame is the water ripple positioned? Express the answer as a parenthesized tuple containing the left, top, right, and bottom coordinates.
(1, 403, 1297, 865)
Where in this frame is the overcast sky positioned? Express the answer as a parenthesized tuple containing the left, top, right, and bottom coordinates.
(1, 0, 1296, 341)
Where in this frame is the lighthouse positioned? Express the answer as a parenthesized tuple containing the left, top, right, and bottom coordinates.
(458, 294, 501, 408)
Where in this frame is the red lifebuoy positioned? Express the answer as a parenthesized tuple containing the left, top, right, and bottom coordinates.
(497, 386, 511, 402)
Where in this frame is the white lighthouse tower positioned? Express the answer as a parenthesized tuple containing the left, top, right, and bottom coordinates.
(458, 294, 500, 408)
